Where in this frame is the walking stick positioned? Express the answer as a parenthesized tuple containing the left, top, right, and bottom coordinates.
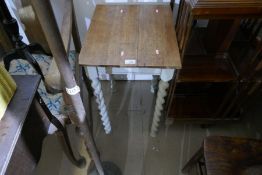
(30, 0, 105, 174)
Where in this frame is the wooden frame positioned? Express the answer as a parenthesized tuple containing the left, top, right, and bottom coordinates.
(166, 0, 262, 121)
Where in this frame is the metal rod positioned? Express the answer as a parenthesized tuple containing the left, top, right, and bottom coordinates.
(30, 0, 104, 174)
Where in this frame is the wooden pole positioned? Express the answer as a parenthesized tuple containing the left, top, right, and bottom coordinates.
(30, 1, 104, 174)
(71, 0, 82, 53)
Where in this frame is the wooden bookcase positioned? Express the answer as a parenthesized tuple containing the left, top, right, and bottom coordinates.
(167, 0, 262, 122)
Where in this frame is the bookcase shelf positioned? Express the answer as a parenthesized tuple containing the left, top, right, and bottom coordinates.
(167, 0, 262, 121)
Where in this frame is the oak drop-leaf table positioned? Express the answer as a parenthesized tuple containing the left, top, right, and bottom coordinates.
(79, 5, 181, 137)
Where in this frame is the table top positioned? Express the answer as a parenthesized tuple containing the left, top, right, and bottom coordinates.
(0, 75, 40, 175)
(79, 5, 181, 69)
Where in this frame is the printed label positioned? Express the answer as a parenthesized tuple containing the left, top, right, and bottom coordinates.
(125, 59, 136, 65)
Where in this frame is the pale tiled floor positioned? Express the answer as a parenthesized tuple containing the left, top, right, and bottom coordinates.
(88, 81, 262, 175)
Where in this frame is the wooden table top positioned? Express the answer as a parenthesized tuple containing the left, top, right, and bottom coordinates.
(0, 75, 40, 175)
(79, 5, 181, 69)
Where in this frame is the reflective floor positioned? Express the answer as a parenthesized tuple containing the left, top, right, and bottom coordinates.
(88, 81, 262, 175)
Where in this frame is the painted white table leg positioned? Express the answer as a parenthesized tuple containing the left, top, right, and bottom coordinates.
(86, 66, 111, 134)
(150, 69, 175, 137)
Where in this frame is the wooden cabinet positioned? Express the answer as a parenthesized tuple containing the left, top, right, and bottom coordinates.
(0, 76, 49, 175)
(167, 0, 262, 121)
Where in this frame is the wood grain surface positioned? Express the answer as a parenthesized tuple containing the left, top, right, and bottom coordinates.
(79, 5, 181, 69)
(177, 55, 236, 82)
(204, 136, 262, 175)
(60, 0, 73, 55)
(188, 0, 262, 17)
(0, 75, 40, 175)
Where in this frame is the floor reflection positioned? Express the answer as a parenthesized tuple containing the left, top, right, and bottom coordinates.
(90, 81, 262, 175)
